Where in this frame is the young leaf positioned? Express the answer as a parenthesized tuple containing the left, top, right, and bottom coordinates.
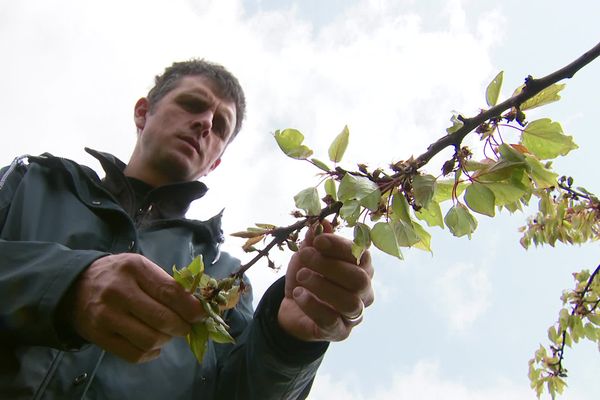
(446, 112, 464, 134)
(485, 182, 528, 206)
(324, 178, 337, 200)
(391, 192, 412, 223)
(294, 187, 322, 215)
(274, 129, 314, 159)
(415, 201, 444, 228)
(187, 322, 209, 362)
(411, 220, 432, 253)
(340, 199, 361, 226)
(519, 83, 566, 111)
(206, 318, 236, 344)
(328, 125, 350, 163)
(338, 173, 381, 211)
(188, 255, 205, 276)
(464, 182, 496, 217)
(371, 222, 403, 259)
(393, 220, 420, 247)
(434, 180, 467, 202)
(521, 118, 578, 159)
(352, 223, 371, 263)
(413, 174, 436, 209)
(444, 203, 478, 238)
(310, 158, 331, 172)
(525, 156, 558, 189)
(486, 71, 504, 107)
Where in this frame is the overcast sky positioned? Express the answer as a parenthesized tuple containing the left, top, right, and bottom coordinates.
(1, 1, 599, 399)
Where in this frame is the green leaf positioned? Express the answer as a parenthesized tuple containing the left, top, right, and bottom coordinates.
(446, 112, 464, 134)
(324, 178, 337, 200)
(486, 71, 504, 107)
(476, 160, 526, 183)
(206, 318, 236, 344)
(371, 221, 403, 259)
(464, 182, 496, 217)
(328, 125, 350, 163)
(188, 255, 205, 276)
(444, 203, 478, 238)
(412, 221, 432, 253)
(521, 118, 578, 159)
(485, 182, 528, 206)
(310, 158, 331, 172)
(520, 83, 566, 111)
(498, 143, 526, 162)
(294, 187, 321, 215)
(413, 174, 436, 209)
(352, 223, 371, 263)
(584, 322, 598, 340)
(415, 200, 444, 228)
(393, 220, 421, 247)
(187, 322, 209, 362)
(338, 173, 381, 211)
(433, 180, 466, 203)
(274, 129, 314, 159)
(172, 256, 205, 291)
(525, 156, 558, 189)
(340, 199, 361, 226)
(391, 192, 412, 223)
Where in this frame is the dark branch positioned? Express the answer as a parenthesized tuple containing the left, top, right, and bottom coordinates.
(233, 202, 343, 277)
(415, 41, 600, 168)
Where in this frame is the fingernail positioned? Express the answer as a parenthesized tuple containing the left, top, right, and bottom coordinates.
(296, 268, 310, 283)
(293, 287, 304, 299)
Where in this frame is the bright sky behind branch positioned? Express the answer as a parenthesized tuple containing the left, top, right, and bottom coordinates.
(1, 0, 599, 398)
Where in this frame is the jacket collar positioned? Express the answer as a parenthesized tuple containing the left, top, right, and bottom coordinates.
(84, 148, 209, 219)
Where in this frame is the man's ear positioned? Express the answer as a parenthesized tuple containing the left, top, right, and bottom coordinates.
(209, 158, 222, 173)
(134, 98, 149, 132)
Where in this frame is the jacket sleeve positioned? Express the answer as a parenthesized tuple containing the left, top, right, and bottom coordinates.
(214, 277, 329, 400)
(0, 162, 108, 349)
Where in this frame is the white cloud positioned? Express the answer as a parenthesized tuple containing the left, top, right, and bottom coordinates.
(433, 262, 492, 332)
(310, 360, 531, 400)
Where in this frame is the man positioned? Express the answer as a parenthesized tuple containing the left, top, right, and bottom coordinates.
(0, 60, 374, 399)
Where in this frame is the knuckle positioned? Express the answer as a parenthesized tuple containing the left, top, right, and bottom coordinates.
(350, 268, 370, 292)
(156, 282, 179, 303)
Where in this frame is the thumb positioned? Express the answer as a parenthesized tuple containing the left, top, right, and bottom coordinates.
(301, 219, 334, 248)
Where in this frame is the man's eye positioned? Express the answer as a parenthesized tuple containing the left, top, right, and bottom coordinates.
(180, 99, 205, 112)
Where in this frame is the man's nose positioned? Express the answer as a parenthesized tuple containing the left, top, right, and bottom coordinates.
(192, 111, 213, 138)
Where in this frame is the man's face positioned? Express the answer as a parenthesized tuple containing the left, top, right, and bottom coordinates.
(129, 75, 237, 186)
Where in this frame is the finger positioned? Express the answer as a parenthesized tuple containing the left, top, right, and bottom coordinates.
(99, 308, 172, 353)
(296, 268, 363, 318)
(313, 233, 373, 272)
(123, 287, 192, 337)
(101, 332, 162, 364)
(292, 287, 350, 341)
(134, 258, 205, 323)
(298, 247, 372, 294)
(301, 220, 334, 249)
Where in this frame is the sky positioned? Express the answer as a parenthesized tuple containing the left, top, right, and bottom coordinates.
(1, 0, 599, 398)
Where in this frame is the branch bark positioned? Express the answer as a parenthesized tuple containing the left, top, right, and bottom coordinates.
(415, 41, 600, 168)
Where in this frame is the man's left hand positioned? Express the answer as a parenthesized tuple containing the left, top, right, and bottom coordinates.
(278, 223, 374, 342)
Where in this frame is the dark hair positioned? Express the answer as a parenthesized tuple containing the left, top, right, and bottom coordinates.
(147, 59, 246, 141)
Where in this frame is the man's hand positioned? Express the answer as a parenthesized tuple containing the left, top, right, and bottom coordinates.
(278, 222, 375, 342)
(67, 254, 205, 363)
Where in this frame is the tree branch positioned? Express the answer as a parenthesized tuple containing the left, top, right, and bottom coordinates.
(416, 41, 600, 168)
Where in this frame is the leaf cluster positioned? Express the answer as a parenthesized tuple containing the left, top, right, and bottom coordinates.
(528, 266, 600, 399)
(172, 256, 243, 363)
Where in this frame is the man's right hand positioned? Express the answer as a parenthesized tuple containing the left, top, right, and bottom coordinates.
(68, 254, 205, 363)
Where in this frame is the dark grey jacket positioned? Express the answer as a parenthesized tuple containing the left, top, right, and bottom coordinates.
(0, 149, 327, 400)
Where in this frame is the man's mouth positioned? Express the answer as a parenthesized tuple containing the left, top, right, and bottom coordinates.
(178, 135, 200, 155)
